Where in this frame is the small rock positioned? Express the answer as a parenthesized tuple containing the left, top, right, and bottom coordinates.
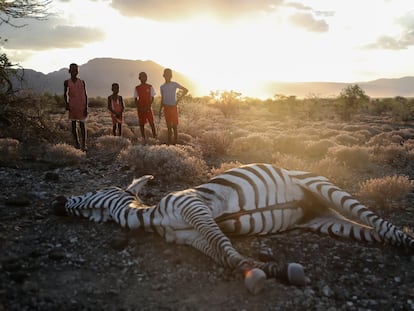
(9, 271, 29, 283)
(110, 234, 129, 250)
(5, 196, 30, 206)
(322, 285, 334, 297)
(48, 248, 67, 260)
(44, 172, 59, 182)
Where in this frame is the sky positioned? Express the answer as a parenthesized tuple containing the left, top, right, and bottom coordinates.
(0, 0, 413, 97)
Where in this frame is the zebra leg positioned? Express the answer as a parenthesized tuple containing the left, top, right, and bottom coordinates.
(297, 177, 414, 249)
(182, 206, 306, 293)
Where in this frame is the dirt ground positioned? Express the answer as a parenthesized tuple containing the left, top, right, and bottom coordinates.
(1, 150, 414, 311)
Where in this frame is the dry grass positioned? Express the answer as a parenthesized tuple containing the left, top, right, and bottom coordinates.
(208, 161, 243, 178)
(44, 143, 85, 166)
(119, 144, 208, 183)
(198, 130, 230, 158)
(272, 153, 351, 187)
(327, 145, 372, 170)
(304, 139, 337, 159)
(228, 134, 275, 162)
(357, 175, 413, 208)
(371, 144, 413, 168)
(95, 135, 131, 161)
(0, 138, 20, 163)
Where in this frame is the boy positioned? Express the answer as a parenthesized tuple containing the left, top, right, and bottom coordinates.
(108, 83, 124, 136)
(64, 63, 88, 151)
(134, 72, 157, 141)
(159, 68, 188, 145)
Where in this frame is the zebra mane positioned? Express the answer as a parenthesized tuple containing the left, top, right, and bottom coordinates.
(126, 175, 154, 195)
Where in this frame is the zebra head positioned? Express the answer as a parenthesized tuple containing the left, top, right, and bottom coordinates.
(126, 175, 154, 196)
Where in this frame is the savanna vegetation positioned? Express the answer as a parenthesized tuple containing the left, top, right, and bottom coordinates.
(1, 85, 414, 209)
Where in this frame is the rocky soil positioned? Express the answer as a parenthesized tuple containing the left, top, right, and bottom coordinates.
(1, 154, 414, 311)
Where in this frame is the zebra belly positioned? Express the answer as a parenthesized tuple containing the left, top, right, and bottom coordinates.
(217, 206, 305, 235)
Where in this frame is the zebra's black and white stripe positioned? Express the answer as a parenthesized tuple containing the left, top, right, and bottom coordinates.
(54, 163, 413, 294)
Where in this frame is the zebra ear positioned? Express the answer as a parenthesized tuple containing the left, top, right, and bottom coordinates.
(126, 175, 154, 195)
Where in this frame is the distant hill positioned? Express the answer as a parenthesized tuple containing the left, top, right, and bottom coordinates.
(264, 77, 414, 98)
(11, 57, 414, 98)
(12, 58, 193, 98)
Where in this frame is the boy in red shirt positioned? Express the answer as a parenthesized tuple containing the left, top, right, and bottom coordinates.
(134, 72, 157, 141)
(108, 83, 124, 136)
(64, 63, 88, 151)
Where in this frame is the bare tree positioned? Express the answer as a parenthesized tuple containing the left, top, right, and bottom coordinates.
(0, 0, 51, 26)
(0, 0, 51, 95)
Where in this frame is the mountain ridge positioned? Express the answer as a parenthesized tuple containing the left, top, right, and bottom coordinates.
(12, 58, 414, 98)
(13, 58, 194, 98)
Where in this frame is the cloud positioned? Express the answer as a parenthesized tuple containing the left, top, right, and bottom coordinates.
(110, 0, 282, 20)
(365, 12, 414, 50)
(285, 2, 312, 11)
(288, 12, 329, 32)
(366, 32, 414, 50)
(0, 18, 105, 50)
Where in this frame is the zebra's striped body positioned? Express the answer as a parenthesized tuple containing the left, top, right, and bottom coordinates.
(55, 163, 413, 293)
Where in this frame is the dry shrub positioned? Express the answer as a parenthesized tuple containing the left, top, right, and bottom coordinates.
(122, 127, 136, 140)
(327, 145, 371, 170)
(320, 129, 341, 139)
(198, 130, 230, 157)
(342, 125, 366, 132)
(403, 139, 414, 149)
(177, 132, 193, 145)
(299, 126, 320, 137)
(229, 128, 250, 139)
(272, 153, 350, 187)
(394, 128, 414, 140)
(208, 161, 243, 178)
(180, 102, 224, 138)
(45, 143, 85, 166)
(0, 138, 20, 163)
(272, 134, 308, 156)
(371, 144, 411, 168)
(156, 128, 168, 143)
(228, 134, 275, 162)
(95, 135, 131, 160)
(353, 129, 373, 142)
(367, 132, 394, 146)
(334, 134, 360, 146)
(272, 153, 309, 171)
(304, 139, 336, 158)
(308, 157, 351, 187)
(86, 124, 100, 137)
(390, 134, 404, 144)
(119, 144, 208, 182)
(357, 175, 413, 207)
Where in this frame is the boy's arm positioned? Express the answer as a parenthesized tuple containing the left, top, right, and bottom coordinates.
(176, 86, 188, 103)
(159, 96, 164, 116)
(82, 80, 88, 103)
(120, 96, 125, 112)
(107, 96, 113, 113)
(63, 80, 69, 110)
(83, 80, 88, 117)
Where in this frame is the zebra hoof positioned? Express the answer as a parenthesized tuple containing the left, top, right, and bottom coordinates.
(244, 268, 267, 295)
(51, 196, 68, 216)
(287, 263, 306, 286)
